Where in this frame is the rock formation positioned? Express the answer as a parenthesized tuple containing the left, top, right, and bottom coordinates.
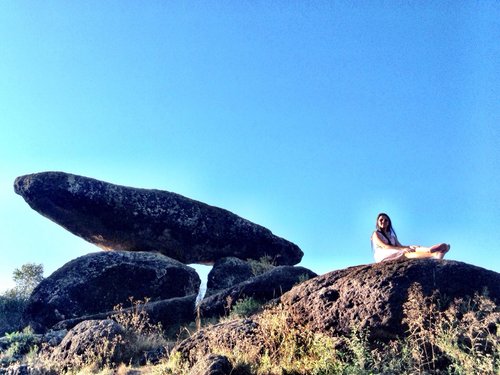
(14, 171, 303, 265)
(23, 251, 200, 332)
(280, 258, 500, 340)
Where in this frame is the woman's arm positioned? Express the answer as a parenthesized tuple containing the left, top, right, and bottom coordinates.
(372, 231, 412, 252)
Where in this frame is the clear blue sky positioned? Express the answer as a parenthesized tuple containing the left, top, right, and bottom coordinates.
(1, 2, 499, 292)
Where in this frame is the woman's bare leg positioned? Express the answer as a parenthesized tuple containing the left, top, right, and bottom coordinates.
(404, 243, 450, 259)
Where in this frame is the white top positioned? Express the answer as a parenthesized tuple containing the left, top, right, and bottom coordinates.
(371, 230, 405, 263)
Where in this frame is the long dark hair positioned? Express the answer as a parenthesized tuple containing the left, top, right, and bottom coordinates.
(376, 212, 397, 241)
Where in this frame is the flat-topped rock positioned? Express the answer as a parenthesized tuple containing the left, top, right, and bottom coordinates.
(14, 171, 303, 265)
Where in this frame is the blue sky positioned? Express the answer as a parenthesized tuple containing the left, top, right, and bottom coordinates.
(1, 2, 499, 291)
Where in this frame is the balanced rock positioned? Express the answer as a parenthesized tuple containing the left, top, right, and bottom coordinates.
(23, 251, 200, 332)
(280, 259, 500, 340)
(14, 171, 303, 265)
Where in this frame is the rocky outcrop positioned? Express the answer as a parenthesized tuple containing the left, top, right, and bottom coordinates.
(199, 266, 317, 319)
(173, 259, 500, 369)
(14, 171, 303, 265)
(280, 259, 500, 340)
(206, 257, 255, 296)
(23, 251, 200, 332)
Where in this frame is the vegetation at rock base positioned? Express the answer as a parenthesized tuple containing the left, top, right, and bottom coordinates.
(1, 281, 498, 374)
(0, 263, 44, 336)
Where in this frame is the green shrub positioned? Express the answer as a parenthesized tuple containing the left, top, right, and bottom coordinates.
(0, 326, 38, 365)
(229, 297, 263, 319)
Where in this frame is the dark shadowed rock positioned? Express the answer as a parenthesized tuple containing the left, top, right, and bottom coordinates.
(280, 259, 500, 340)
(23, 251, 200, 332)
(206, 257, 255, 296)
(52, 294, 198, 332)
(199, 266, 317, 319)
(14, 171, 303, 265)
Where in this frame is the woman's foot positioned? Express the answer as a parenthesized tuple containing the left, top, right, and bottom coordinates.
(430, 243, 449, 254)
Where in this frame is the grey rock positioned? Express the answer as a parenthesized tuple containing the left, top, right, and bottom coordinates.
(206, 257, 255, 296)
(23, 251, 200, 332)
(14, 171, 303, 265)
(198, 266, 317, 319)
(280, 259, 500, 340)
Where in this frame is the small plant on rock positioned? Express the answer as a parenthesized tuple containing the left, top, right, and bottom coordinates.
(111, 297, 168, 355)
(247, 255, 275, 276)
(229, 297, 263, 319)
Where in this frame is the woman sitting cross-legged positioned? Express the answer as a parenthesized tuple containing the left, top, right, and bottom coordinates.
(371, 212, 450, 263)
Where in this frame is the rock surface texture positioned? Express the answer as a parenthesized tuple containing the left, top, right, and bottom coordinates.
(14, 171, 303, 265)
(280, 259, 500, 340)
(23, 251, 200, 332)
(206, 257, 255, 296)
(47, 320, 134, 370)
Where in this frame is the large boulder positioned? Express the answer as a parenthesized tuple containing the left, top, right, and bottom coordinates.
(14, 171, 303, 265)
(280, 259, 500, 340)
(172, 259, 500, 372)
(23, 251, 200, 332)
(199, 266, 317, 319)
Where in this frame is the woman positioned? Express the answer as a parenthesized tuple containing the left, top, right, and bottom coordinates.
(371, 213, 450, 263)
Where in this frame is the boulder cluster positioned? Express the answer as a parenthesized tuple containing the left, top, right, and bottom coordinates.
(13, 171, 313, 334)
